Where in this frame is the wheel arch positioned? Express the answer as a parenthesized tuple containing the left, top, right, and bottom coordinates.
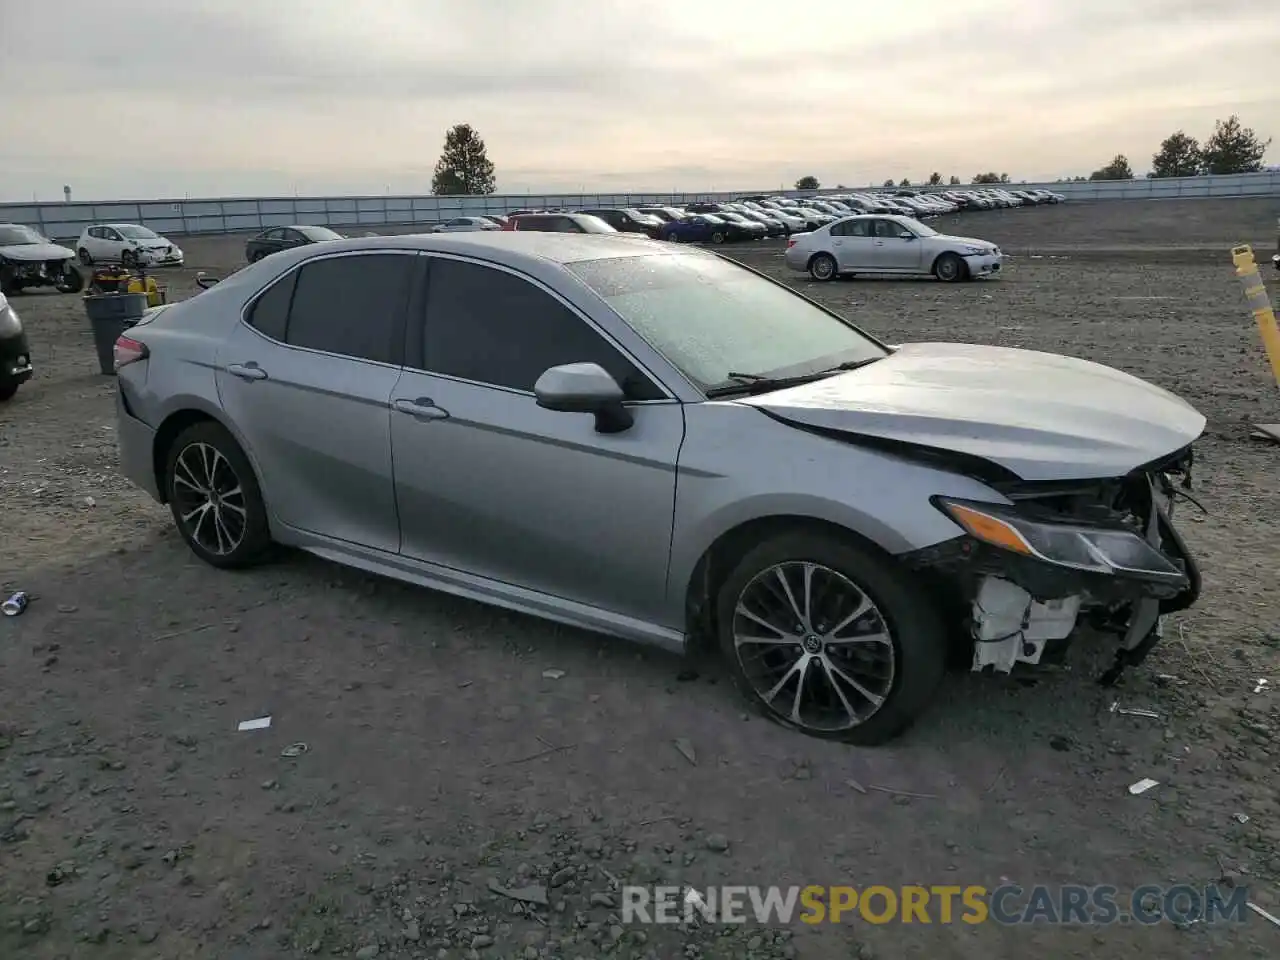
(805, 250, 836, 273)
(681, 514, 896, 653)
(151, 406, 260, 505)
(930, 250, 969, 279)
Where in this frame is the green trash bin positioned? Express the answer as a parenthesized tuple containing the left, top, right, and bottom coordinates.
(84, 293, 148, 375)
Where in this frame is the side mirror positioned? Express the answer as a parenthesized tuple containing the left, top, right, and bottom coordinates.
(899, 232, 915, 240)
(534, 362, 633, 434)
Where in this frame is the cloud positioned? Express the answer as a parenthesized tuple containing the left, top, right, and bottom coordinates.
(1, 0, 1276, 199)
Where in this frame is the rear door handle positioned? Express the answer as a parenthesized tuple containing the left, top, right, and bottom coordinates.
(393, 397, 449, 420)
(226, 362, 268, 381)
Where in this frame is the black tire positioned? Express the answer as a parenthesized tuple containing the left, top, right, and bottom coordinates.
(934, 252, 967, 283)
(121, 249, 137, 268)
(249, 249, 265, 263)
(55, 265, 84, 294)
(665, 232, 681, 244)
(164, 420, 273, 569)
(78, 248, 93, 266)
(711, 231, 726, 244)
(0, 380, 17, 402)
(715, 530, 948, 746)
(808, 253, 837, 282)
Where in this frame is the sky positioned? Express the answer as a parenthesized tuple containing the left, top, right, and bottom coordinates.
(2, 0, 1277, 202)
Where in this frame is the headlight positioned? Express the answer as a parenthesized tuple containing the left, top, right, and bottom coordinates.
(933, 497, 1187, 584)
(0, 299, 22, 338)
(961, 245, 986, 256)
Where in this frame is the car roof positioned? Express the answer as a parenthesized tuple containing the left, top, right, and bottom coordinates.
(250, 230, 670, 271)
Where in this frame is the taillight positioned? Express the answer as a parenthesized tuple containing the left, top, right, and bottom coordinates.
(113, 335, 149, 372)
(786, 238, 797, 248)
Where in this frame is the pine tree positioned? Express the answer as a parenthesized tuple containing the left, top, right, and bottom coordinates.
(431, 124, 496, 195)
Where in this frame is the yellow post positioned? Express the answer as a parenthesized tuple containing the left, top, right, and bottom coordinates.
(1231, 244, 1280, 389)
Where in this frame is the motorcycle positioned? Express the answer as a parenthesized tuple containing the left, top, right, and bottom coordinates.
(0, 291, 33, 402)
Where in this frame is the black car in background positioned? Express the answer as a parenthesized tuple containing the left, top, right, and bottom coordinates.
(579, 208, 665, 239)
(244, 225, 344, 263)
(700, 213, 757, 243)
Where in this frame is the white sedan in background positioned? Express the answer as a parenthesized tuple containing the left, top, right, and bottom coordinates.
(77, 223, 184, 267)
(785, 214, 1002, 282)
(430, 216, 502, 233)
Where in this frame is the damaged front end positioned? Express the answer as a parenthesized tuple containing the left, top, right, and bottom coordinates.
(907, 445, 1200, 686)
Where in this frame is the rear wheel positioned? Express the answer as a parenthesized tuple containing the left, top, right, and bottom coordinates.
(164, 421, 273, 569)
(711, 231, 726, 244)
(0, 380, 17, 402)
(934, 252, 967, 282)
(716, 530, 948, 745)
(249, 249, 266, 263)
(121, 249, 137, 268)
(808, 253, 837, 282)
(78, 248, 93, 266)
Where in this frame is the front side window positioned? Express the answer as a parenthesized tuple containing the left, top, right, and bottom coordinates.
(420, 257, 663, 399)
(566, 252, 886, 391)
(282, 254, 413, 363)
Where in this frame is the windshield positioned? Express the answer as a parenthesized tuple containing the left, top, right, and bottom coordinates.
(567, 252, 887, 391)
(701, 213, 726, 223)
(899, 218, 937, 237)
(116, 225, 159, 239)
(0, 225, 47, 245)
(298, 226, 344, 241)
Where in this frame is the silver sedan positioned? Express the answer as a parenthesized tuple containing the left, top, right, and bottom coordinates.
(786, 214, 1003, 282)
(113, 232, 1204, 744)
(431, 216, 502, 233)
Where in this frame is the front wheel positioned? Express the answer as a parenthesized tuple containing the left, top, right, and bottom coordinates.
(716, 530, 947, 745)
(55, 265, 84, 294)
(121, 249, 137, 268)
(78, 248, 94, 266)
(711, 231, 726, 244)
(934, 252, 967, 282)
(164, 420, 273, 569)
(808, 253, 837, 282)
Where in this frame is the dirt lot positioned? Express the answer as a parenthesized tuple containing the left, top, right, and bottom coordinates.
(1, 198, 1279, 960)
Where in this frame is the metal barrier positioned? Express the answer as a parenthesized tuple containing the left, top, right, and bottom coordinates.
(4, 171, 1279, 240)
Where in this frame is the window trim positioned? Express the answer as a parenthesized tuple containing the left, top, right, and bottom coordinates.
(237, 248, 420, 370)
(408, 251, 678, 405)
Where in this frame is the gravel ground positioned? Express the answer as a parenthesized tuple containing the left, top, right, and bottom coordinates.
(1, 198, 1279, 960)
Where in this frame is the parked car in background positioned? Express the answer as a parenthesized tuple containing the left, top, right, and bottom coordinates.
(505, 213, 618, 233)
(700, 213, 758, 243)
(636, 206, 688, 224)
(0, 223, 84, 295)
(77, 223, 184, 267)
(0, 290, 33, 401)
(432, 216, 501, 233)
(113, 231, 1206, 746)
(737, 209, 787, 237)
(659, 214, 721, 243)
(481, 215, 510, 227)
(244, 225, 344, 263)
(714, 211, 769, 240)
(579, 208, 665, 239)
(786, 214, 1002, 282)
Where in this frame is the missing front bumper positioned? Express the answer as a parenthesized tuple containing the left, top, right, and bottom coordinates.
(909, 467, 1200, 679)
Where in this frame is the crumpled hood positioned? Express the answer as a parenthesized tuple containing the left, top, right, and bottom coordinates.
(738, 342, 1206, 481)
(0, 242, 75, 262)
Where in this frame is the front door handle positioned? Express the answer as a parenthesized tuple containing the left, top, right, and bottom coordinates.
(393, 397, 449, 420)
(226, 362, 268, 381)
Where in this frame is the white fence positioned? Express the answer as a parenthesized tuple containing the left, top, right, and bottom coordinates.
(3, 171, 1278, 241)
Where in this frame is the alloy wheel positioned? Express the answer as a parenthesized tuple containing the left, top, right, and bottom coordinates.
(171, 442, 248, 556)
(732, 561, 895, 732)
